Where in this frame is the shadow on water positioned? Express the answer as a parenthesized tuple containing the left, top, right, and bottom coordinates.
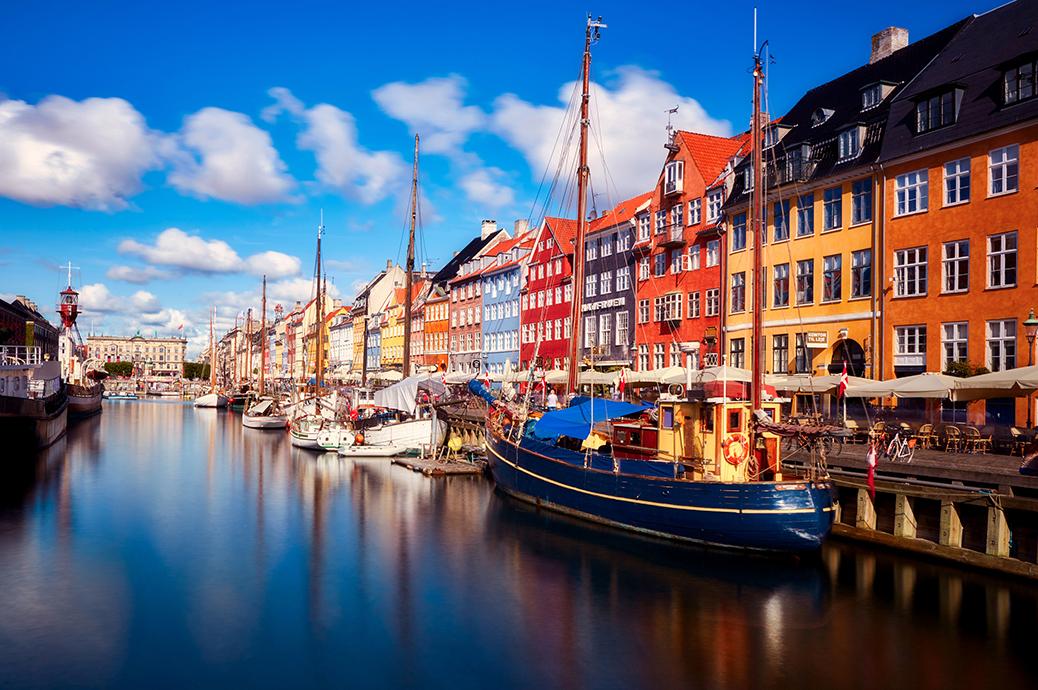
(0, 400, 1034, 690)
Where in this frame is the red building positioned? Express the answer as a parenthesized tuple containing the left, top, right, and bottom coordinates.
(633, 130, 747, 371)
(448, 257, 485, 374)
(520, 217, 577, 370)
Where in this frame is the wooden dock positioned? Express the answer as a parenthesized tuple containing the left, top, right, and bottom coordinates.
(392, 454, 485, 477)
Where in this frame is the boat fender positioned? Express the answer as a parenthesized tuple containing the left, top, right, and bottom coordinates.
(722, 432, 749, 466)
(354, 433, 365, 446)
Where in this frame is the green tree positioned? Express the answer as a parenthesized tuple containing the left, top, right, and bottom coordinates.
(103, 361, 134, 377)
(944, 361, 990, 378)
(183, 362, 210, 380)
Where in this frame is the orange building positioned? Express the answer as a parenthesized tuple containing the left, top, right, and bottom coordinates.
(421, 286, 449, 372)
(878, 1, 1038, 426)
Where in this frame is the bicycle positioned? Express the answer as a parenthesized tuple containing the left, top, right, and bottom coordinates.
(884, 430, 916, 464)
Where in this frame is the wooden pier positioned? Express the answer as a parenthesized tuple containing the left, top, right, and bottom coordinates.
(392, 454, 485, 477)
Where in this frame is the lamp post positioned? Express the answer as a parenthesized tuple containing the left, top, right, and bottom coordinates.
(1024, 309, 1038, 429)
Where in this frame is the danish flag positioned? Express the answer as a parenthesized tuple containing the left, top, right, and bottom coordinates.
(618, 368, 626, 395)
(837, 362, 848, 398)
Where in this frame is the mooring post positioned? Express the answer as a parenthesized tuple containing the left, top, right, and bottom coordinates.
(940, 500, 963, 548)
(986, 504, 1010, 558)
(894, 493, 917, 539)
(856, 488, 876, 530)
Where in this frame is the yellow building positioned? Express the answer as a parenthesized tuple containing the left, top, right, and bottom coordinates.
(379, 288, 407, 369)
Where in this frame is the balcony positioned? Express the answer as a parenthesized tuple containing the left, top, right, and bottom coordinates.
(664, 178, 683, 196)
(658, 225, 686, 248)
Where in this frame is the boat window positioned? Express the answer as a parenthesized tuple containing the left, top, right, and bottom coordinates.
(728, 409, 742, 432)
(701, 408, 714, 433)
(661, 407, 674, 430)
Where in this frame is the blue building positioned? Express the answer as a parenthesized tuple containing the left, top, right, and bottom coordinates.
(481, 232, 533, 379)
(365, 312, 382, 373)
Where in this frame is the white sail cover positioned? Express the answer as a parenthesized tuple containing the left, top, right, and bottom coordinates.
(373, 374, 446, 414)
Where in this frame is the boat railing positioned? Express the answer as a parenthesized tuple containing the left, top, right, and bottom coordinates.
(0, 345, 43, 366)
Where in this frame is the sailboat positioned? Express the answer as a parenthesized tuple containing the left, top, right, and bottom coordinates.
(290, 212, 347, 450)
(194, 308, 228, 408)
(56, 262, 105, 418)
(244, 276, 289, 429)
(476, 17, 837, 552)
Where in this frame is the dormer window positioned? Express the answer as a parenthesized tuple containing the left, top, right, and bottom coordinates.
(1004, 59, 1036, 105)
(811, 108, 834, 127)
(915, 89, 961, 133)
(665, 160, 684, 195)
(838, 126, 863, 160)
(861, 82, 896, 110)
(743, 165, 754, 192)
(763, 123, 791, 149)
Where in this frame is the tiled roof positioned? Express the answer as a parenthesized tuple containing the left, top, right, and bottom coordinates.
(588, 191, 653, 233)
(677, 131, 750, 185)
(881, 2, 1038, 161)
(544, 217, 579, 253)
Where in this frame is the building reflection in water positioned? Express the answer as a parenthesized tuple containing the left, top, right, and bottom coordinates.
(0, 399, 1034, 689)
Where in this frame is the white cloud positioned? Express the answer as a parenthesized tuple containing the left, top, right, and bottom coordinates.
(372, 75, 485, 156)
(0, 95, 165, 210)
(168, 107, 296, 204)
(117, 227, 300, 278)
(79, 283, 160, 315)
(105, 265, 174, 284)
(491, 66, 732, 199)
(459, 167, 515, 208)
(260, 86, 305, 123)
(268, 277, 339, 304)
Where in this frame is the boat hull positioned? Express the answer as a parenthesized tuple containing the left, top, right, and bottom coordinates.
(0, 391, 68, 451)
(242, 413, 288, 429)
(194, 393, 228, 408)
(354, 418, 447, 449)
(485, 432, 835, 553)
(68, 385, 103, 419)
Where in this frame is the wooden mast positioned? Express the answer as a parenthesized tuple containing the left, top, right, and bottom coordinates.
(315, 212, 325, 390)
(565, 15, 605, 397)
(246, 308, 252, 388)
(209, 308, 216, 390)
(402, 134, 419, 379)
(750, 43, 766, 443)
(259, 275, 267, 396)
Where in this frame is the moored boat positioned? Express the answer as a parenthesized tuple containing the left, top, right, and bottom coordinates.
(67, 381, 103, 417)
(241, 277, 289, 430)
(0, 350, 68, 451)
(194, 308, 227, 409)
(55, 263, 105, 420)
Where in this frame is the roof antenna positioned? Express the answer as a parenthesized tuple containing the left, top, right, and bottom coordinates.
(665, 105, 680, 152)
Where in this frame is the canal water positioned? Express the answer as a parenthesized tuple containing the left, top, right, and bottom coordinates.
(1, 400, 1035, 689)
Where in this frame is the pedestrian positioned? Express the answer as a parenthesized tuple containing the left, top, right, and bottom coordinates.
(546, 387, 559, 410)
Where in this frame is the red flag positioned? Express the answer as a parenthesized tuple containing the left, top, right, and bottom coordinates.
(837, 362, 848, 398)
(618, 368, 626, 395)
(483, 370, 491, 389)
(441, 371, 447, 386)
(866, 441, 877, 498)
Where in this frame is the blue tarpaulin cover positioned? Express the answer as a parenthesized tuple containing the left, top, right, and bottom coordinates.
(532, 399, 647, 440)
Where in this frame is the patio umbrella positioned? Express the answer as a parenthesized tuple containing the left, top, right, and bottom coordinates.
(844, 372, 966, 399)
(952, 365, 1038, 401)
(578, 369, 619, 386)
(771, 373, 875, 394)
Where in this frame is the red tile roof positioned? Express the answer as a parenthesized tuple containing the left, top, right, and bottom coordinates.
(589, 191, 653, 233)
(544, 217, 579, 253)
(677, 131, 750, 186)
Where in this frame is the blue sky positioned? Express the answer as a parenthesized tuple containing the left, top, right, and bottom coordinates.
(0, 0, 989, 355)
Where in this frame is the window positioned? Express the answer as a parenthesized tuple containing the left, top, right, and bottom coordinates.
(616, 312, 628, 346)
(655, 210, 667, 235)
(796, 194, 814, 236)
(862, 84, 883, 110)
(654, 293, 682, 321)
(686, 246, 700, 271)
(601, 236, 613, 257)
(986, 320, 1016, 371)
(585, 274, 597, 297)
(942, 240, 969, 293)
(773, 200, 790, 241)
(701, 288, 718, 315)
(822, 255, 841, 302)
(729, 338, 745, 369)
(796, 259, 814, 304)
(915, 91, 956, 133)
(667, 342, 680, 367)
(813, 190, 839, 237)
(851, 178, 872, 224)
(638, 257, 650, 280)
(616, 266, 631, 291)
(665, 160, 684, 193)
(773, 263, 789, 307)
(811, 107, 834, 127)
(989, 145, 1019, 196)
(653, 343, 666, 369)
(772, 335, 789, 374)
(732, 213, 747, 251)
(586, 239, 598, 261)
(600, 270, 612, 294)
(730, 272, 746, 313)
(988, 231, 1017, 288)
(942, 322, 968, 368)
(851, 249, 872, 299)
(944, 158, 970, 205)
(671, 204, 684, 229)
(838, 127, 861, 160)
(688, 198, 702, 225)
(555, 287, 562, 304)
(637, 344, 649, 370)
(584, 315, 596, 348)
(707, 190, 724, 222)
(1004, 60, 1037, 104)
(637, 299, 649, 324)
(670, 250, 682, 274)
(616, 231, 630, 252)
(564, 284, 572, 302)
(895, 325, 927, 366)
(705, 240, 719, 267)
(688, 291, 700, 318)
(637, 214, 650, 241)
(894, 247, 927, 297)
(654, 252, 666, 277)
(895, 170, 928, 215)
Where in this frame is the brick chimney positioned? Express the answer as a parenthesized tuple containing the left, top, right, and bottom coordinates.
(870, 27, 908, 64)
(514, 219, 529, 236)
(386, 259, 392, 271)
(481, 219, 497, 239)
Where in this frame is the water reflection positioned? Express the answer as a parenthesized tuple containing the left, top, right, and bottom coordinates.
(0, 400, 1033, 689)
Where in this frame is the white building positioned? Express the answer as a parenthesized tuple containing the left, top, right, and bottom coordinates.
(86, 333, 187, 377)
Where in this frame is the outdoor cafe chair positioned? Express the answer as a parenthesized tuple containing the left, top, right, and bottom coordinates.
(943, 425, 963, 453)
(843, 418, 866, 443)
(1010, 427, 1031, 456)
(869, 420, 887, 441)
(914, 423, 937, 450)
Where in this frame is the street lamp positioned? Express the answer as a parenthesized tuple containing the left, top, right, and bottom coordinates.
(1024, 308, 1038, 429)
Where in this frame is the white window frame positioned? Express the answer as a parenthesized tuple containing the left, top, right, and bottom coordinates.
(688, 198, 702, 225)
(705, 240, 720, 267)
(986, 319, 1017, 372)
(688, 291, 700, 319)
(706, 190, 724, 222)
(895, 170, 929, 216)
(705, 288, 720, 317)
(941, 240, 969, 294)
(942, 322, 968, 368)
(894, 325, 927, 368)
(894, 247, 928, 297)
(989, 145, 1019, 197)
(616, 311, 628, 347)
(987, 231, 1017, 289)
(943, 158, 970, 206)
